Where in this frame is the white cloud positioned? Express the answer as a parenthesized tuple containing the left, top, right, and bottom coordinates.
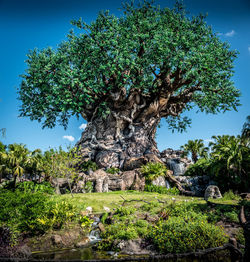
(225, 30, 235, 37)
(63, 135, 75, 142)
(79, 123, 87, 130)
(248, 46, 250, 53)
(204, 139, 213, 144)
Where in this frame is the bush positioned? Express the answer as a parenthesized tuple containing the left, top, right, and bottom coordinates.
(144, 184, 179, 195)
(149, 216, 228, 253)
(84, 181, 93, 193)
(115, 206, 136, 216)
(184, 158, 211, 177)
(106, 167, 120, 174)
(16, 181, 54, 194)
(0, 190, 77, 236)
(222, 190, 241, 201)
(141, 162, 167, 183)
(80, 160, 98, 172)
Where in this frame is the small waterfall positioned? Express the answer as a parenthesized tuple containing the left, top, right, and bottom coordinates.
(167, 159, 186, 176)
(88, 217, 101, 243)
(165, 180, 171, 189)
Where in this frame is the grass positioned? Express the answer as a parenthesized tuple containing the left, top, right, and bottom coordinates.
(51, 190, 206, 213)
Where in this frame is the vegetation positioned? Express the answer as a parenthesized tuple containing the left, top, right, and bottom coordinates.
(184, 134, 250, 192)
(144, 184, 179, 195)
(181, 139, 208, 163)
(141, 162, 167, 183)
(98, 199, 230, 253)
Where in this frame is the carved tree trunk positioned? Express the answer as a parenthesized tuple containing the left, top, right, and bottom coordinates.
(77, 111, 160, 169)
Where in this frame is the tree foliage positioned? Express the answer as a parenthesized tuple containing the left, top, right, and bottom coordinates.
(19, 0, 240, 131)
(180, 139, 208, 162)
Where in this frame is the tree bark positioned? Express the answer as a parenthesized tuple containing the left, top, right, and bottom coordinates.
(77, 109, 160, 169)
(239, 206, 250, 262)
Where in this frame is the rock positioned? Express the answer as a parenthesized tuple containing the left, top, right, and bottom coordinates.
(117, 239, 151, 255)
(175, 175, 211, 196)
(95, 178, 104, 193)
(123, 156, 147, 170)
(108, 175, 125, 191)
(95, 151, 120, 168)
(103, 206, 110, 212)
(51, 235, 64, 246)
(98, 222, 106, 233)
(204, 185, 222, 201)
(151, 176, 166, 187)
(102, 177, 109, 192)
(75, 237, 90, 247)
(86, 206, 93, 213)
(131, 172, 145, 191)
(161, 148, 192, 176)
(72, 180, 85, 193)
(51, 178, 75, 194)
(240, 193, 250, 200)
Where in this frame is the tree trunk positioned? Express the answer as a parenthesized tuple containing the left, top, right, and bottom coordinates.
(239, 206, 250, 262)
(77, 110, 160, 169)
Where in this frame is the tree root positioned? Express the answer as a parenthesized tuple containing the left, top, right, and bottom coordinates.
(165, 171, 195, 196)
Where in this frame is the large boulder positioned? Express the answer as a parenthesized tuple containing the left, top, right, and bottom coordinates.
(175, 175, 212, 196)
(204, 185, 222, 201)
(151, 176, 166, 187)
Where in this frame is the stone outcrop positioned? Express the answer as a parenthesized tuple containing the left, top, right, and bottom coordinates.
(68, 168, 146, 194)
(204, 185, 222, 201)
(160, 148, 192, 176)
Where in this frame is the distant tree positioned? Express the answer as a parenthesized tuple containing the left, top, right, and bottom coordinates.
(19, 1, 240, 169)
(242, 115, 250, 140)
(1, 144, 30, 188)
(0, 128, 6, 138)
(181, 139, 208, 163)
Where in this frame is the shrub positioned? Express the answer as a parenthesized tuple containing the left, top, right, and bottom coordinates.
(16, 181, 54, 194)
(144, 184, 179, 195)
(184, 158, 211, 177)
(106, 167, 120, 174)
(149, 216, 228, 253)
(0, 190, 77, 236)
(84, 181, 93, 193)
(80, 160, 98, 172)
(79, 215, 93, 232)
(115, 206, 136, 216)
(222, 190, 241, 201)
(141, 162, 167, 183)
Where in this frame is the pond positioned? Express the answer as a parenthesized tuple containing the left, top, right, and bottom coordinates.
(32, 246, 232, 262)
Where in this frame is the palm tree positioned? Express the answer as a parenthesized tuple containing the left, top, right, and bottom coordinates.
(5, 144, 30, 188)
(242, 115, 250, 139)
(209, 135, 250, 191)
(181, 139, 208, 163)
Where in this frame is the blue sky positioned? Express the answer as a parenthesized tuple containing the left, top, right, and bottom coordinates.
(0, 0, 249, 152)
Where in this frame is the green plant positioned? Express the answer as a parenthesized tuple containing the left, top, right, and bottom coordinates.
(149, 216, 228, 253)
(101, 212, 109, 224)
(16, 181, 54, 194)
(84, 181, 93, 193)
(181, 139, 208, 163)
(235, 228, 245, 246)
(106, 167, 120, 174)
(79, 215, 93, 231)
(81, 161, 98, 172)
(115, 206, 136, 216)
(222, 190, 241, 201)
(141, 162, 167, 183)
(144, 184, 179, 195)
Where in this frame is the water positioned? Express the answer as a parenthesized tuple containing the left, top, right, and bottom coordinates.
(32, 247, 232, 261)
(167, 159, 186, 176)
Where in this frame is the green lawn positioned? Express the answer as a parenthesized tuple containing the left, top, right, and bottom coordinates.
(50, 190, 239, 213)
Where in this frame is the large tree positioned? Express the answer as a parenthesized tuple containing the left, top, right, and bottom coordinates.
(19, 1, 240, 169)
